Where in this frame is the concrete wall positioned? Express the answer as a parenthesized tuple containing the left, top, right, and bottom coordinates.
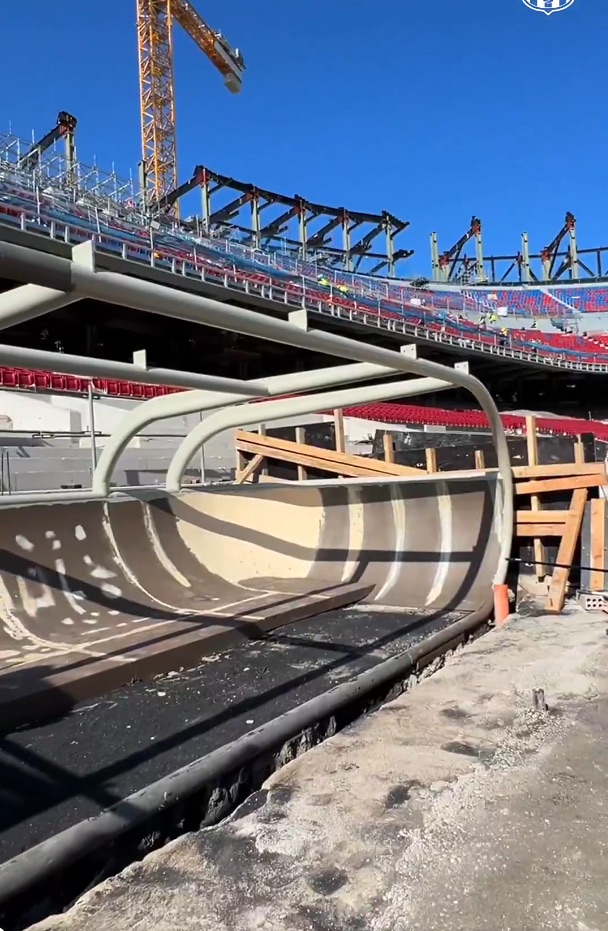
(0, 385, 383, 492)
(0, 390, 203, 444)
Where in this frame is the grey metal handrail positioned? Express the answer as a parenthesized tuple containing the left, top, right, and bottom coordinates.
(91, 361, 399, 496)
(166, 375, 512, 587)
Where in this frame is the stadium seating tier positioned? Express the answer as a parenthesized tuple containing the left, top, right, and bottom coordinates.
(2, 172, 608, 372)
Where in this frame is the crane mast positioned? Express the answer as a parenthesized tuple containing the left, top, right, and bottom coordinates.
(136, 0, 244, 211)
(137, 0, 177, 206)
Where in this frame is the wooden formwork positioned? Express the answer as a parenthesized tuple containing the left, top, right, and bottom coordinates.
(234, 412, 608, 614)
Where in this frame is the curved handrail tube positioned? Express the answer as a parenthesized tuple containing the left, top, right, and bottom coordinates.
(167, 375, 450, 490)
(167, 374, 513, 587)
(0, 345, 269, 400)
(91, 362, 398, 496)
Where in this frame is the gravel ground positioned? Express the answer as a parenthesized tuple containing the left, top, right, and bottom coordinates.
(33, 609, 608, 931)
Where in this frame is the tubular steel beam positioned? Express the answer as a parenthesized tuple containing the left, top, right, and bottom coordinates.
(0, 284, 80, 329)
(166, 376, 452, 491)
(0, 342, 269, 396)
(0, 238, 503, 399)
(92, 361, 399, 496)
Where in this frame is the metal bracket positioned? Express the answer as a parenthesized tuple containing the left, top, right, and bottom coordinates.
(72, 240, 96, 271)
(288, 309, 309, 331)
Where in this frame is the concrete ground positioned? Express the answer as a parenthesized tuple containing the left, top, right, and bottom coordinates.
(35, 609, 608, 931)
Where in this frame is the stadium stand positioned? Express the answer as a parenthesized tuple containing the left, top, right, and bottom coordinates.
(2, 170, 608, 372)
(0, 362, 607, 441)
(342, 402, 608, 440)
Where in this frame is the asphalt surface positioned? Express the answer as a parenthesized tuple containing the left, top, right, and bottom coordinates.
(0, 604, 462, 864)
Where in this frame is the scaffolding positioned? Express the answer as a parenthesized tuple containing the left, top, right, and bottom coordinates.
(3, 121, 608, 284)
(0, 130, 138, 215)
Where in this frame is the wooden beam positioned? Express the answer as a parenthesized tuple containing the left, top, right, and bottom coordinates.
(474, 449, 485, 470)
(236, 442, 419, 480)
(526, 415, 546, 581)
(235, 431, 426, 477)
(235, 448, 247, 482)
(234, 431, 607, 489)
(546, 487, 588, 613)
(383, 432, 395, 463)
(425, 447, 438, 473)
(516, 507, 570, 538)
(235, 454, 265, 485)
(516, 510, 569, 524)
(257, 474, 291, 484)
(512, 462, 605, 480)
(334, 408, 345, 453)
(257, 424, 268, 477)
(515, 473, 606, 496)
(590, 498, 606, 592)
(516, 523, 566, 537)
(574, 435, 585, 464)
(295, 427, 307, 480)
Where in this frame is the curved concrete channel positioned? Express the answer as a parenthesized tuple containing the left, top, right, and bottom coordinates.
(0, 474, 503, 718)
(0, 473, 505, 927)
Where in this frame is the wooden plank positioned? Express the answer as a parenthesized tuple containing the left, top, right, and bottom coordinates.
(295, 427, 307, 481)
(515, 473, 606, 496)
(383, 433, 395, 463)
(511, 462, 604, 479)
(257, 424, 268, 477)
(524, 415, 536, 450)
(516, 510, 569, 524)
(235, 449, 247, 482)
(234, 431, 607, 488)
(236, 431, 426, 477)
(526, 415, 546, 581)
(474, 449, 485, 470)
(236, 431, 605, 480)
(425, 447, 438, 473)
(257, 475, 291, 484)
(546, 488, 588, 613)
(235, 454, 264, 485)
(236, 439, 404, 480)
(516, 523, 566, 537)
(590, 498, 606, 592)
(574, 435, 585, 464)
(235, 437, 397, 477)
(334, 408, 345, 453)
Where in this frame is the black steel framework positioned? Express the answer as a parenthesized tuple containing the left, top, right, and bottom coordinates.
(155, 166, 413, 276)
(431, 212, 608, 285)
(6, 112, 608, 285)
(16, 111, 77, 177)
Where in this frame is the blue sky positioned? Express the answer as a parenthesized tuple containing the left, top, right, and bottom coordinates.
(0, 0, 604, 276)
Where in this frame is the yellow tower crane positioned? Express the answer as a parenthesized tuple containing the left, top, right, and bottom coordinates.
(136, 0, 244, 211)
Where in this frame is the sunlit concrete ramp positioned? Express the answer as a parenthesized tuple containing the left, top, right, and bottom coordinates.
(0, 472, 503, 729)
